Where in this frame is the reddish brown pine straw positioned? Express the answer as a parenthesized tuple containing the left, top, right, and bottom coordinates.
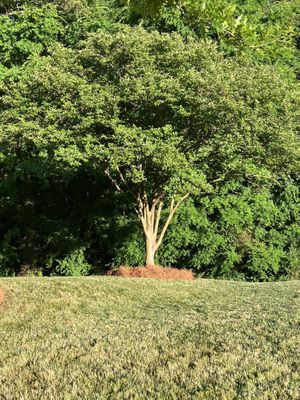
(0, 289, 4, 305)
(107, 265, 193, 281)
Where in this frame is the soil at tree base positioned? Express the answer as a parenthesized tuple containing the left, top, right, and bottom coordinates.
(107, 265, 193, 280)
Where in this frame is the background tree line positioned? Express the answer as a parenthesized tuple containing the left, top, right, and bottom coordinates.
(0, 0, 299, 279)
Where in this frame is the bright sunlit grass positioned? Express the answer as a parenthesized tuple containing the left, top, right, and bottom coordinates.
(0, 277, 299, 399)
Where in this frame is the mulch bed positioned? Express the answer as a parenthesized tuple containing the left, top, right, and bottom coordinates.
(107, 265, 193, 281)
(0, 289, 4, 305)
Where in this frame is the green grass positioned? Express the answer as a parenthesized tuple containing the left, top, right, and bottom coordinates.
(0, 277, 299, 399)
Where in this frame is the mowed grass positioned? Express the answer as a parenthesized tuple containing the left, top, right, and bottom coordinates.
(0, 277, 299, 399)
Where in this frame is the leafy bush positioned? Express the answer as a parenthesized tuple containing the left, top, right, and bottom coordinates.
(52, 247, 92, 276)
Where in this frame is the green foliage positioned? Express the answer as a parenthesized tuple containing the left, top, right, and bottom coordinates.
(0, 0, 92, 13)
(125, 0, 300, 76)
(0, 1, 299, 279)
(111, 217, 145, 267)
(117, 181, 300, 281)
(52, 247, 92, 276)
(0, 4, 63, 68)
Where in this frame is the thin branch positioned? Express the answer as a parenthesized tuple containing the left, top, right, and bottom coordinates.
(170, 193, 190, 219)
(209, 178, 224, 184)
(170, 198, 175, 212)
(136, 194, 144, 217)
(116, 166, 139, 202)
(105, 168, 123, 193)
(154, 201, 163, 240)
(149, 202, 155, 231)
(5, 10, 24, 16)
(116, 166, 125, 183)
(105, 167, 138, 214)
(155, 193, 190, 251)
(146, 203, 151, 229)
(138, 200, 152, 241)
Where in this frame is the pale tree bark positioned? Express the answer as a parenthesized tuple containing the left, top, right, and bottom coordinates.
(104, 167, 189, 267)
(137, 193, 189, 266)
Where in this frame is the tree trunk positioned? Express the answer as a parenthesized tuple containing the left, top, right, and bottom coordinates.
(137, 193, 190, 268)
(145, 236, 156, 266)
(104, 167, 189, 268)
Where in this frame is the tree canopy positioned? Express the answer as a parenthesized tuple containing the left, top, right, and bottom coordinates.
(0, 0, 299, 279)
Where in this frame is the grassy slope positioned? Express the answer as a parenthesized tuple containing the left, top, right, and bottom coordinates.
(0, 277, 299, 399)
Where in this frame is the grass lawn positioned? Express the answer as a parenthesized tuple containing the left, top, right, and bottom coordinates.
(0, 277, 299, 399)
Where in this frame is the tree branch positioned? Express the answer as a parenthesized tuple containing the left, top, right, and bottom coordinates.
(105, 168, 123, 193)
(155, 193, 189, 251)
(154, 201, 163, 240)
(105, 167, 139, 213)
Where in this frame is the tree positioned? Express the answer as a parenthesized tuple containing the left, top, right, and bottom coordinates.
(102, 125, 205, 266)
(76, 28, 300, 267)
(1, 27, 299, 273)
